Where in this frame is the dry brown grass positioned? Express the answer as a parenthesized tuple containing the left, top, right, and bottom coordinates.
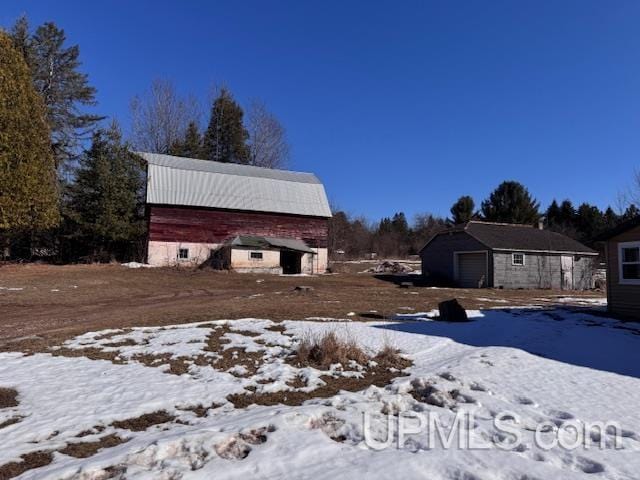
(59, 434, 128, 458)
(373, 344, 412, 370)
(111, 410, 175, 432)
(229, 334, 412, 408)
(0, 264, 602, 355)
(177, 402, 222, 418)
(0, 388, 18, 409)
(293, 331, 369, 370)
(228, 365, 409, 408)
(0, 451, 53, 480)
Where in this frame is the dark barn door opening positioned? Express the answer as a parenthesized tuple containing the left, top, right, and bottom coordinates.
(280, 250, 302, 274)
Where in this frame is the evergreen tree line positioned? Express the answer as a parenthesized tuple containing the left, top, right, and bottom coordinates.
(448, 181, 640, 247)
(1, 16, 290, 262)
(331, 180, 640, 259)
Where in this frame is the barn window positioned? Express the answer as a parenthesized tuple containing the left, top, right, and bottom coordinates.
(250, 251, 263, 261)
(619, 242, 640, 284)
(178, 248, 189, 260)
(512, 253, 525, 266)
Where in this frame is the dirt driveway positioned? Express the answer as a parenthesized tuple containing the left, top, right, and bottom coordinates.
(0, 263, 604, 352)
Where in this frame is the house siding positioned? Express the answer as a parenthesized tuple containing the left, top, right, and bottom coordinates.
(493, 252, 595, 290)
(606, 225, 640, 319)
(421, 232, 491, 286)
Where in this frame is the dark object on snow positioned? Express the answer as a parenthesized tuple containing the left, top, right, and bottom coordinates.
(293, 286, 314, 294)
(438, 299, 469, 322)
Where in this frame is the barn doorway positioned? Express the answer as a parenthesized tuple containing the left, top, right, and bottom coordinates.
(280, 250, 302, 274)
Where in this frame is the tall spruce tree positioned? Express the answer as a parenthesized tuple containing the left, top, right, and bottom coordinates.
(450, 196, 475, 224)
(169, 121, 203, 158)
(623, 204, 640, 221)
(575, 203, 605, 243)
(0, 31, 59, 251)
(10, 16, 102, 170)
(546, 200, 561, 226)
(202, 88, 250, 163)
(603, 207, 619, 229)
(68, 122, 145, 259)
(480, 181, 540, 224)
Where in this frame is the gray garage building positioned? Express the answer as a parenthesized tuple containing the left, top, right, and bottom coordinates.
(420, 221, 598, 289)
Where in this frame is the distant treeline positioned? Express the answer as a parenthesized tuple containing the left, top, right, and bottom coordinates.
(330, 181, 640, 259)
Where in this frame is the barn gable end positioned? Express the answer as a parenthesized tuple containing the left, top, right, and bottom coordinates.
(139, 153, 331, 273)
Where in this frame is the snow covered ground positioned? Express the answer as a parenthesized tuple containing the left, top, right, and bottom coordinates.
(1, 302, 640, 479)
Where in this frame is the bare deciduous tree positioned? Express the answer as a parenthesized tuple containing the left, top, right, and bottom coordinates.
(246, 100, 290, 169)
(130, 79, 199, 154)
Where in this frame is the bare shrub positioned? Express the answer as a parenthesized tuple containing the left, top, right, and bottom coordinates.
(373, 344, 410, 370)
(294, 331, 369, 370)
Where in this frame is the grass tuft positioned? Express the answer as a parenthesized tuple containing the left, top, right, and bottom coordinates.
(294, 331, 369, 369)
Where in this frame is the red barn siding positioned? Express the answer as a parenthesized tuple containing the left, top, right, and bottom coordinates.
(148, 205, 328, 248)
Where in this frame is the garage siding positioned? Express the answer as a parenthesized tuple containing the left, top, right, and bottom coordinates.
(420, 232, 491, 286)
(493, 252, 596, 289)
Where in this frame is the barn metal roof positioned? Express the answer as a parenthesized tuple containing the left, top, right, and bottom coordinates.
(140, 152, 332, 218)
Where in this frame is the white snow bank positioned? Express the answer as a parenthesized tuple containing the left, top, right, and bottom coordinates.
(121, 262, 157, 269)
(1, 308, 640, 479)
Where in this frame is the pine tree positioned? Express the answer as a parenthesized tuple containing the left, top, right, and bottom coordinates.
(10, 17, 103, 170)
(480, 181, 540, 224)
(169, 121, 203, 158)
(603, 207, 619, 229)
(391, 212, 409, 237)
(202, 88, 250, 163)
(450, 196, 475, 224)
(558, 200, 576, 226)
(623, 204, 640, 221)
(575, 203, 605, 243)
(0, 31, 59, 250)
(546, 200, 561, 226)
(68, 122, 145, 259)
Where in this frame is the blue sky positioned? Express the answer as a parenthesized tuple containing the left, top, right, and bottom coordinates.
(2, 1, 639, 222)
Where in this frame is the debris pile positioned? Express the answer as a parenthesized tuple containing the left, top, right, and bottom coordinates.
(362, 261, 415, 274)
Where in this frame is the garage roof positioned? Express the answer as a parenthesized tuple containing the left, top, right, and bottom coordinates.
(140, 152, 332, 218)
(423, 221, 598, 255)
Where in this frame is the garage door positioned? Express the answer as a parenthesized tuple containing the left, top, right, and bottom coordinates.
(457, 252, 487, 288)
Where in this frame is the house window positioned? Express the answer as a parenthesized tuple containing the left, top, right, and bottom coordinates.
(619, 242, 640, 284)
(512, 253, 525, 266)
(178, 248, 189, 260)
(250, 251, 263, 261)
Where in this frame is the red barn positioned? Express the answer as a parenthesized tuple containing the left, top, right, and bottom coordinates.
(141, 153, 331, 274)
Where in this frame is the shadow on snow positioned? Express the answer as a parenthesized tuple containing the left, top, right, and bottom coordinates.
(375, 306, 640, 379)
